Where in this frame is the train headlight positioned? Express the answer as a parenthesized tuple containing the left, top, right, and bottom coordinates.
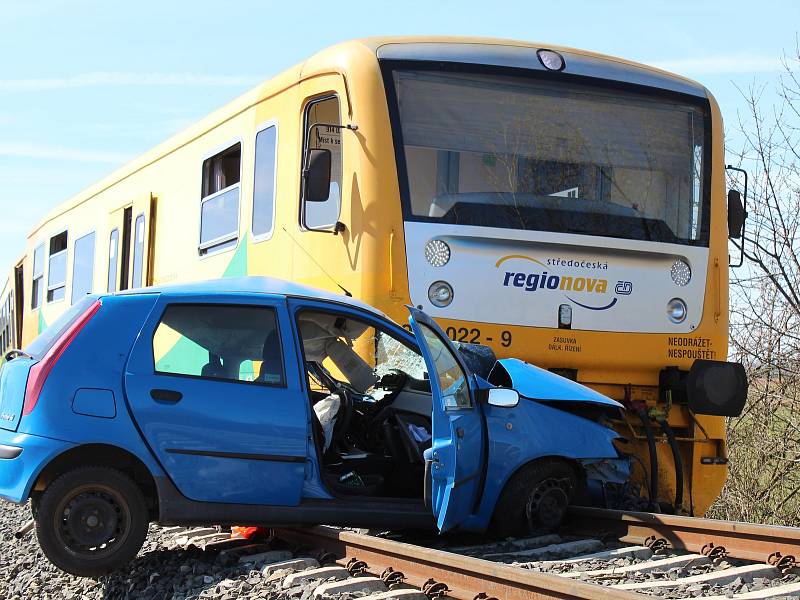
(424, 239, 450, 267)
(537, 49, 566, 71)
(667, 298, 688, 324)
(428, 281, 454, 308)
(670, 260, 691, 286)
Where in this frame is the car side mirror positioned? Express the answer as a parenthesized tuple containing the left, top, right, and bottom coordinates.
(727, 189, 745, 239)
(303, 148, 332, 203)
(487, 388, 519, 408)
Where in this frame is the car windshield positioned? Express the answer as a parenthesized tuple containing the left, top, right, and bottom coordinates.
(389, 68, 709, 246)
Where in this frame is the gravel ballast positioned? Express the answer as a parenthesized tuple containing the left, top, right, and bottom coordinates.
(0, 502, 345, 600)
(6, 499, 800, 600)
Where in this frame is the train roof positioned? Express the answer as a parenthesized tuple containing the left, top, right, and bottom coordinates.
(30, 36, 710, 238)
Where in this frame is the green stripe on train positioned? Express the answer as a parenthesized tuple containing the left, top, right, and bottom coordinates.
(156, 234, 254, 379)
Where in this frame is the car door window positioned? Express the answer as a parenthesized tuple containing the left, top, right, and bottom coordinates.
(418, 323, 471, 410)
(296, 310, 425, 392)
(152, 304, 285, 386)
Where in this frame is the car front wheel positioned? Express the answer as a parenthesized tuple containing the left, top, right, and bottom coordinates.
(35, 466, 149, 577)
(491, 460, 579, 538)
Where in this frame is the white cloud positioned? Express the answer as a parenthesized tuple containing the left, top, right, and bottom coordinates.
(0, 142, 130, 163)
(648, 55, 786, 76)
(0, 72, 262, 92)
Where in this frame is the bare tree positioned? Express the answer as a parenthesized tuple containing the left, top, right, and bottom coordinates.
(709, 43, 800, 525)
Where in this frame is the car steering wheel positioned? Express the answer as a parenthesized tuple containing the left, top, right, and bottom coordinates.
(373, 369, 409, 408)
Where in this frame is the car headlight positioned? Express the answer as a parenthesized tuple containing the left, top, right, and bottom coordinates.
(424, 239, 450, 267)
(670, 260, 691, 286)
(428, 281, 454, 307)
(667, 298, 688, 323)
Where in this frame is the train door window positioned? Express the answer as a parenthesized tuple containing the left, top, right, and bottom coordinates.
(252, 124, 278, 240)
(301, 96, 342, 229)
(199, 143, 241, 255)
(47, 231, 68, 303)
(15, 263, 24, 345)
(131, 214, 145, 288)
(71, 231, 96, 304)
(0, 296, 7, 352)
(119, 207, 132, 291)
(8, 292, 13, 349)
(108, 228, 119, 293)
(31, 244, 44, 309)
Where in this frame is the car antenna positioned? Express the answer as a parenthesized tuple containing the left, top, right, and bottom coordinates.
(280, 226, 353, 297)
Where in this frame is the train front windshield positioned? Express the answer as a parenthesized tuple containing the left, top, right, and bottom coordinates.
(387, 68, 710, 247)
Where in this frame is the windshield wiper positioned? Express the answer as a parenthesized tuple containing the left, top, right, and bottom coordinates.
(4, 349, 33, 362)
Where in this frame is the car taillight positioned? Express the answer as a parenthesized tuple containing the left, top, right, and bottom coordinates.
(22, 300, 102, 416)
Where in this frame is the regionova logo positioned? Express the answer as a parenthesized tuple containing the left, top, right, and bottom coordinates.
(495, 254, 631, 311)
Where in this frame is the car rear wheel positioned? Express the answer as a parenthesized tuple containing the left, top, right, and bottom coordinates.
(35, 466, 148, 577)
(491, 460, 579, 538)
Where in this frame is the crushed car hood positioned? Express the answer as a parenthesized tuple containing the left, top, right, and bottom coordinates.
(492, 358, 623, 409)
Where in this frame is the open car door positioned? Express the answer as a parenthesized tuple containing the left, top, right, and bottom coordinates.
(407, 307, 486, 532)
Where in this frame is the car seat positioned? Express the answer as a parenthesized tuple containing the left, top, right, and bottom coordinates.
(257, 330, 283, 384)
(376, 408, 432, 497)
(201, 354, 225, 378)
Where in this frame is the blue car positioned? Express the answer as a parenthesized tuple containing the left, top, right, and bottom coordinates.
(0, 277, 627, 576)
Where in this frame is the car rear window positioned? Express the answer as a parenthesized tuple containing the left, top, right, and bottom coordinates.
(25, 295, 100, 359)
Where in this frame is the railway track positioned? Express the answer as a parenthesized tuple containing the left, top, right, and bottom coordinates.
(161, 508, 800, 599)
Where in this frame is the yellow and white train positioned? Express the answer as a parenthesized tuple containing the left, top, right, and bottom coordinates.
(0, 37, 748, 514)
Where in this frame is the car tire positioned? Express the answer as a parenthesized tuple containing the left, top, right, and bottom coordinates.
(34, 466, 149, 577)
(490, 460, 579, 538)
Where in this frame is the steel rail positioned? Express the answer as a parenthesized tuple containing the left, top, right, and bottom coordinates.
(568, 507, 800, 565)
(275, 526, 646, 600)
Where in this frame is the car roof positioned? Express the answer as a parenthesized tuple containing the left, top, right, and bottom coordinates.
(110, 276, 386, 316)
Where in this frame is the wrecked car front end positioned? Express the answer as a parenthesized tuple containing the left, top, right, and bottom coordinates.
(460, 357, 632, 531)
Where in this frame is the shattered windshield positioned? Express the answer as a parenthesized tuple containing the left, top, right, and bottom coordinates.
(388, 68, 709, 246)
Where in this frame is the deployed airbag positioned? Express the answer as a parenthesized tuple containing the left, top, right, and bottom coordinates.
(313, 393, 341, 452)
(298, 316, 379, 393)
(327, 340, 379, 393)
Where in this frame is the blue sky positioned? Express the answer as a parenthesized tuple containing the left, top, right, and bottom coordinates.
(0, 0, 797, 276)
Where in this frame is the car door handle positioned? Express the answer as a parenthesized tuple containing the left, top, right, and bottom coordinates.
(150, 389, 183, 403)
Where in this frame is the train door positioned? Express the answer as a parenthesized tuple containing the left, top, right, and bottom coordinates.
(298, 84, 344, 233)
(13, 261, 24, 347)
(107, 194, 156, 292)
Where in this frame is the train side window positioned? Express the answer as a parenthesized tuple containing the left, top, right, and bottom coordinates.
(131, 214, 145, 288)
(199, 142, 241, 255)
(71, 231, 96, 304)
(252, 124, 278, 240)
(301, 95, 342, 230)
(31, 243, 44, 310)
(47, 231, 68, 303)
(108, 228, 119, 293)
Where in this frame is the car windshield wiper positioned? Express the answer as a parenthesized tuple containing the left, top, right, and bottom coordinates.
(4, 349, 33, 362)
